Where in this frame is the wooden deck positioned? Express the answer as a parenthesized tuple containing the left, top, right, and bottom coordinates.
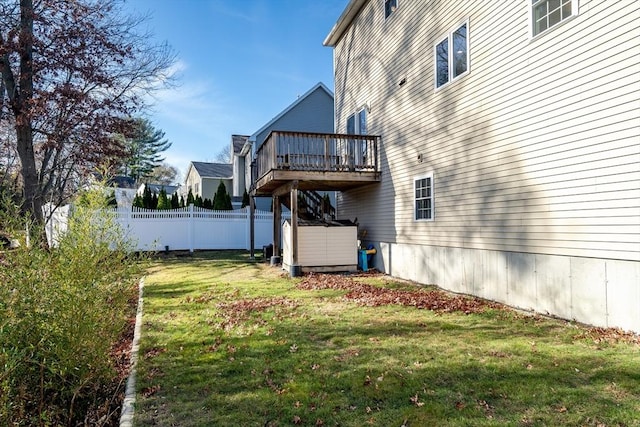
(251, 130, 381, 196)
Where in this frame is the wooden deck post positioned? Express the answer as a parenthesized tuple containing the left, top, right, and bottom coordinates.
(272, 195, 281, 262)
(249, 195, 255, 259)
(290, 181, 300, 275)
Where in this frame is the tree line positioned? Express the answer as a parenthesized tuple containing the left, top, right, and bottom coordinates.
(131, 182, 250, 211)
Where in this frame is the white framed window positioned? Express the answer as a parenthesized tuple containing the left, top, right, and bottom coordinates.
(414, 173, 434, 221)
(347, 107, 367, 135)
(434, 21, 469, 89)
(384, 0, 398, 19)
(194, 182, 199, 195)
(531, 0, 578, 37)
(346, 107, 369, 168)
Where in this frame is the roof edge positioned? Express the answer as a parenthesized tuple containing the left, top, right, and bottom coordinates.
(323, 0, 367, 47)
(250, 82, 334, 141)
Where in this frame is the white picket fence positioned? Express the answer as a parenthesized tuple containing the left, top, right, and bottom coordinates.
(46, 205, 278, 252)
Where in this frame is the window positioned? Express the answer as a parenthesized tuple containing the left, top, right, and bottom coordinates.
(346, 108, 368, 168)
(434, 21, 469, 89)
(532, 0, 577, 37)
(384, 0, 398, 19)
(415, 174, 434, 221)
(347, 108, 367, 135)
(194, 182, 199, 195)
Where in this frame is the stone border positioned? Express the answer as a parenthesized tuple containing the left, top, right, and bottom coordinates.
(120, 278, 144, 427)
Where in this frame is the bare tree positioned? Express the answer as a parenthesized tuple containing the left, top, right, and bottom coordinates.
(215, 145, 231, 164)
(147, 162, 179, 186)
(0, 0, 175, 224)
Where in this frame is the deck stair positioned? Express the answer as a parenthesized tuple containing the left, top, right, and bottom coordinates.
(280, 190, 335, 221)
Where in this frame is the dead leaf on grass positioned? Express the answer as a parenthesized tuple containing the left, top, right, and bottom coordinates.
(143, 346, 166, 359)
(141, 384, 161, 397)
(297, 273, 502, 314)
(410, 393, 425, 407)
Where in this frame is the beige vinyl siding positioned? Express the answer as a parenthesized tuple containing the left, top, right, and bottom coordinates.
(334, 0, 640, 261)
(184, 167, 200, 197)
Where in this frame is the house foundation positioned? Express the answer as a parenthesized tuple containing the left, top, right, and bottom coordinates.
(371, 241, 640, 333)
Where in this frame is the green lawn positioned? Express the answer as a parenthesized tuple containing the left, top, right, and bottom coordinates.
(134, 251, 640, 426)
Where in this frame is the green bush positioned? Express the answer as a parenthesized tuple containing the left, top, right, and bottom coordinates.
(0, 188, 144, 425)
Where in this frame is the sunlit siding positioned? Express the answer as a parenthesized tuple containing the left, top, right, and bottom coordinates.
(333, 0, 640, 261)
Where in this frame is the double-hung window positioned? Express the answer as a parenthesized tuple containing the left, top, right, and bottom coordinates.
(415, 174, 434, 221)
(435, 21, 469, 89)
(531, 0, 578, 37)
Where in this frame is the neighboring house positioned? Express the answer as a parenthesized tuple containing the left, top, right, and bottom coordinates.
(323, 0, 640, 332)
(232, 134, 251, 198)
(243, 82, 336, 211)
(184, 161, 233, 201)
(137, 183, 180, 197)
(250, 82, 334, 151)
(106, 175, 137, 209)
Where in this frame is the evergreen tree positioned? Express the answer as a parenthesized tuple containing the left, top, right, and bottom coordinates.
(142, 185, 152, 209)
(133, 194, 144, 209)
(180, 195, 186, 208)
(120, 118, 172, 183)
(194, 195, 203, 208)
(186, 189, 195, 206)
(151, 192, 158, 209)
(213, 182, 233, 210)
(171, 192, 179, 209)
(241, 188, 250, 209)
(203, 198, 212, 209)
(106, 190, 118, 208)
(157, 187, 169, 210)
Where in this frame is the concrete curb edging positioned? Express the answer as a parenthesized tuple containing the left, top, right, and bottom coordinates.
(120, 278, 144, 427)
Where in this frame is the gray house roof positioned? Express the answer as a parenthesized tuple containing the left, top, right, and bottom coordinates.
(145, 184, 179, 195)
(232, 135, 250, 154)
(191, 161, 233, 178)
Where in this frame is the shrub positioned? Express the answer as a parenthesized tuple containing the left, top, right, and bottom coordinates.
(0, 188, 144, 425)
(213, 182, 232, 210)
(156, 187, 169, 210)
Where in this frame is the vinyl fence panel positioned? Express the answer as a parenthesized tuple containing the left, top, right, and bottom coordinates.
(46, 205, 277, 252)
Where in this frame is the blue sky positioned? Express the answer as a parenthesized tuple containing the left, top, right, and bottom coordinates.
(122, 0, 347, 181)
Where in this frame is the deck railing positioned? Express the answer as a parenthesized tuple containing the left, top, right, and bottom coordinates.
(252, 130, 379, 185)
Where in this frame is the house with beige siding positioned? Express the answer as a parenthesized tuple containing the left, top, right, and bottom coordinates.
(184, 161, 232, 201)
(322, 0, 640, 332)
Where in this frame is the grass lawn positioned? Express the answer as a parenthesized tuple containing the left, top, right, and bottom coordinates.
(134, 251, 640, 426)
